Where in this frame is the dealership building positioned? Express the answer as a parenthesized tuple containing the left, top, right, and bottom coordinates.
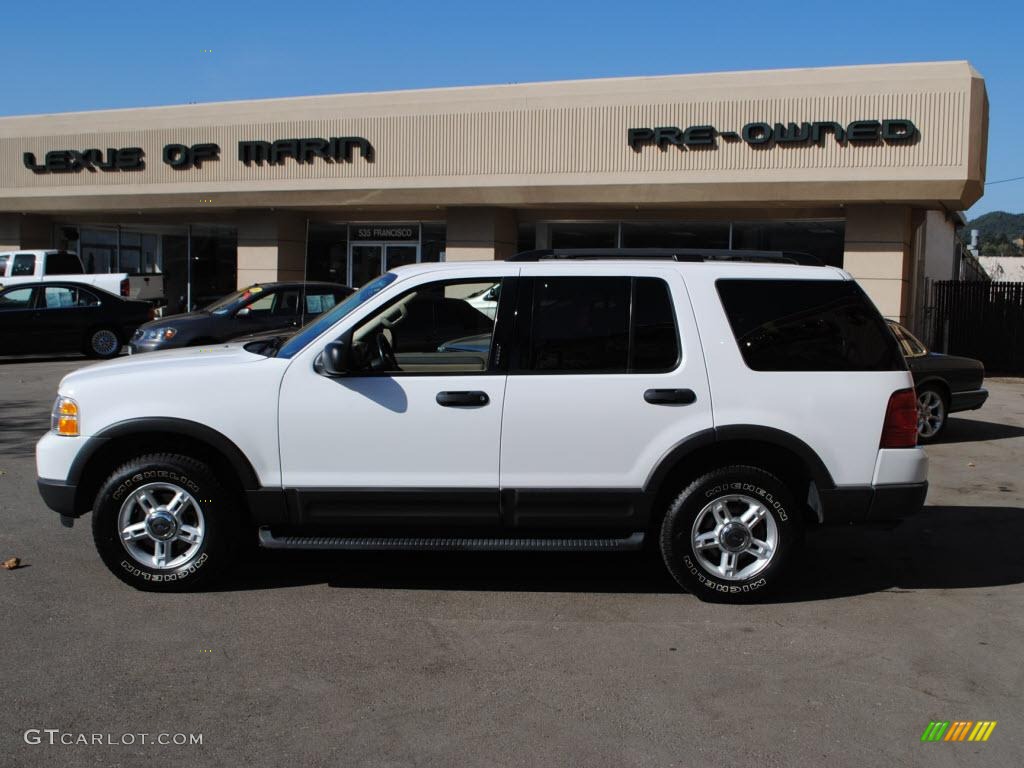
(0, 60, 987, 327)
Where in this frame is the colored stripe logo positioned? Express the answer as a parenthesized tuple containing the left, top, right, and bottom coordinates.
(921, 721, 997, 742)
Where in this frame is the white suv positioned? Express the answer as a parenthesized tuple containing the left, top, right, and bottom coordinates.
(36, 249, 928, 602)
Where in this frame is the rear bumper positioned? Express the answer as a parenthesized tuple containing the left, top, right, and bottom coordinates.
(819, 481, 928, 524)
(950, 387, 988, 413)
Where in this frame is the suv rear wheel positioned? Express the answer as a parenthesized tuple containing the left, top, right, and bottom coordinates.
(659, 465, 802, 602)
(91, 453, 239, 591)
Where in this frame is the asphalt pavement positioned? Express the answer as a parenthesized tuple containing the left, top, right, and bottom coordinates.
(2, 355, 1022, 767)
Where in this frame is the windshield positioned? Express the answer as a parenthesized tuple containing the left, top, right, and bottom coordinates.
(276, 273, 397, 359)
(204, 286, 266, 315)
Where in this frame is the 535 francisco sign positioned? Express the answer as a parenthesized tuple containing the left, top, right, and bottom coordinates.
(627, 119, 918, 150)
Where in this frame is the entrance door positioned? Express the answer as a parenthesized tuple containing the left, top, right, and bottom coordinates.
(348, 242, 420, 287)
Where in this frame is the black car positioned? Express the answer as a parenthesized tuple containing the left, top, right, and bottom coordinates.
(0, 281, 154, 359)
(130, 282, 352, 353)
(886, 320, 988, 442)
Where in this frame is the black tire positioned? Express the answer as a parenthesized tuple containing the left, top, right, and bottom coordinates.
(916, 385, 948, 443)
(84, 327, 122, 359)
(91, 453, 239, 591)
(659, 465, 802, 603)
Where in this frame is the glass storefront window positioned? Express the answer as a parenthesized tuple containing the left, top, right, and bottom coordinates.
(421, 222, 446, 263)
(517, 223, 535, 253)
(732, 220, 845, 267)
(188, 225, 238, 310)
(549, 223, 618, 249)
(533, 218, 844, 266)
(306, 224, 349, 284)
(620, 221, 730, 249)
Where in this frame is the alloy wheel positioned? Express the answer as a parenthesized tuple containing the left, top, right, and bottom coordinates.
(690, 494, 778, 581)
(917, 389, 945, 439)
(91, 329, 119, 357)
(117, 482, 206, 569)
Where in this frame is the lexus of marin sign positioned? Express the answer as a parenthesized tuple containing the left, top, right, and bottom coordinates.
(627, 119, 919, 150)
(22, 136, 375, 173)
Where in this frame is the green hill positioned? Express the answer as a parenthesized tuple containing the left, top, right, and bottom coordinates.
(966, 211, 1024, 240)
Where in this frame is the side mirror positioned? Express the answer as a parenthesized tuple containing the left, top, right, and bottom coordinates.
(236, 307, 251, 317)
(320, 337, 351, 377)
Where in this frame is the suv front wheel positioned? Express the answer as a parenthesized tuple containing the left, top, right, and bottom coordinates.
(91, 453, 239, 591)
(659, 466, 802, 602)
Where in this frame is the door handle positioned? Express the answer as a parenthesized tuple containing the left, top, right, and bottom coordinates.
(644, 388, 696, 405)
(436, 391, 490, 407)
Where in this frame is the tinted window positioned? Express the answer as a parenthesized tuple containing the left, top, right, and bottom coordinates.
(526, 277, 629, 372)
(46, 252, 84, 275)
(273, 289, 301, 316)
(522, 277, 679, 373)
(717, 279, 904, 372)
(0, 255, 8, 275)
(0, 287, 35, 309)
(12, 254, 35, 276)
(632, 278, 680, 371)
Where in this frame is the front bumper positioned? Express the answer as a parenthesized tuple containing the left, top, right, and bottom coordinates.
(37, 477, 77, 518)
(950, 387, 989, 413)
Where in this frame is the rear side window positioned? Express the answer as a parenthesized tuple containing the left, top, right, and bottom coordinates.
(716, 279, 904, 371)
(46, 251, 84, 275)
(521, 276, 679, 373)
(12, 253, 35, 276)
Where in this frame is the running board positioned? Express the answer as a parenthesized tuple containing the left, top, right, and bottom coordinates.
(257, 527, 645, 552)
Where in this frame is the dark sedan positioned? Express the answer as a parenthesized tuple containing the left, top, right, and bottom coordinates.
(887, 320, 988, 442)
(130, 281, 352, 353)
(0, 281, 154, 358)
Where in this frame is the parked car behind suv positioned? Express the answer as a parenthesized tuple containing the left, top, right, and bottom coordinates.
(130, 281, 352, 352)
(36, 250, 927, 602)
(886, 320, 988, 442)
(0, 281, 154, 358)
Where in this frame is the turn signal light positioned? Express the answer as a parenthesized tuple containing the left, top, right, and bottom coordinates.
(51, 396, 80, 437)
(880, 388, 917, 448)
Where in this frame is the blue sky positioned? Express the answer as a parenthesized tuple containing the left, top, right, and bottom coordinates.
(2, 0, 1020, 216)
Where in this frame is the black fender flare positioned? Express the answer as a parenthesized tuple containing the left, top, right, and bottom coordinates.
(643, 425, 836, 496)
(68, 417, 261, 490)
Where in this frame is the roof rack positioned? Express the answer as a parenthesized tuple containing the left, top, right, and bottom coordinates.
(508, 248, 823, 266)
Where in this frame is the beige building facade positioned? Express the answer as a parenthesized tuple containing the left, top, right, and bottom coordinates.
(0, 61, 988, 326)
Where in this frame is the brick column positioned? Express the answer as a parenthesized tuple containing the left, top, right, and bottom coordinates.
(445, 207, 517, 262)
(235, 212, 307, 288)
(842, 205, 913, 323)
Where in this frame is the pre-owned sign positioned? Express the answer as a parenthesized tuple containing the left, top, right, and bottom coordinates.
(627, 120, 919, 151)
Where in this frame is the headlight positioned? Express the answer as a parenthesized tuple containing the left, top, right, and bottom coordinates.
(144, 327, 178, 342)
(51, 396, 80, 436)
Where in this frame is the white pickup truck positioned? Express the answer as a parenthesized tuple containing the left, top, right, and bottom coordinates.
(0, 250, 163, 301)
